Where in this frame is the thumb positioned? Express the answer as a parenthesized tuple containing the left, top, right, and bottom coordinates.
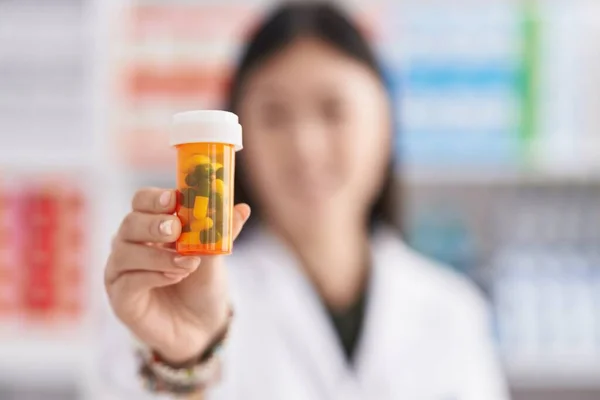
(231, 203, 251, 242)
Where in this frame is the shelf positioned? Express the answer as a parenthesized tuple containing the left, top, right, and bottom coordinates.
(0, 150, 97, 170)
(119, 166, 600, 187)
(505, 357, 600, 389)
(0, 328, 90, 385)
(402, 168, 600, 185)
(122, 169, 176, 186)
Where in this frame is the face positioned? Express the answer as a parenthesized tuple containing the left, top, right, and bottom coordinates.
(239, 37, 392, 232)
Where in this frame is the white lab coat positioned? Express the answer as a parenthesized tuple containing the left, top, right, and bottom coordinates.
(100, 226, 510, 400)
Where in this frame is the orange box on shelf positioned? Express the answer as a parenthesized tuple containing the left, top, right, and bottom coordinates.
(124, 65, 232, 99)
(129, 4, 258, 42)
(117, 129, 176, 169)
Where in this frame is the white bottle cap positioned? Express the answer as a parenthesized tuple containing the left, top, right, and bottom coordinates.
(170, 110, 243, 151)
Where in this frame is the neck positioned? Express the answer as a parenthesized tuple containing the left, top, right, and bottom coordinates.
(273, 217, 371, 311)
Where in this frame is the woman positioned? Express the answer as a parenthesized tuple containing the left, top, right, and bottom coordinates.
(104, 2, 509, 399)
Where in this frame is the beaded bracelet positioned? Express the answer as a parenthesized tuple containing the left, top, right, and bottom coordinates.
(137, 308, 233, 396)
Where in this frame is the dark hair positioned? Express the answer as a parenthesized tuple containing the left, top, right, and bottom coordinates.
(227, 1, 397, 234)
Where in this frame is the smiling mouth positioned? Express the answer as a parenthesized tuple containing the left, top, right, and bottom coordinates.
(287, 175, 339, 199)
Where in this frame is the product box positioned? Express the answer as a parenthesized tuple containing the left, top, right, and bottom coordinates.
(0, 183, 17, 318)
(0, 176, 88, 326)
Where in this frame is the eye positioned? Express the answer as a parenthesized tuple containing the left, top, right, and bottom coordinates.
(322, 97, 345, 126)
(260, 101, 291, 130)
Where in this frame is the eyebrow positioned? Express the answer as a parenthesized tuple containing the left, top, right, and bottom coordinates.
(243, 81, 287, 98)
(243, 78, 346, 102)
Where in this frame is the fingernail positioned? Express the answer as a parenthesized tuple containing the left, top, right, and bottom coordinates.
(159, 220, 173, 235)
(237, 207, 251, 222)
(159, 191, 172, 207)
(164, 271, 188, 280)
(173, 256, 201, 270)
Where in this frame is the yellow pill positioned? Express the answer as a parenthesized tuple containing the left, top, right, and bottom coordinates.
(179, 232, 200, 245)
(193, 196, 209, 219)
(191, 217, 213, 232)
(211, 162, 223, 170)
(211, 179, 225, 195)
(182, 155, 212, 172)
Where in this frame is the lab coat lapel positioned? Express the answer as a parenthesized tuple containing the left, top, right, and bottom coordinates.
(256, 229, 358, 399)
(354, 229, 430, 398)
(252, 227, 425, 399)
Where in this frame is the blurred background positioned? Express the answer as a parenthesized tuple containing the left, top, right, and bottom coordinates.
(0, 0, 599, 399)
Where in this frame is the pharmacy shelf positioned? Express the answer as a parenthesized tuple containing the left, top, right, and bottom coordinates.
(121, 166, 600, 187)
(0, 329, 91, 385)
(505, 357, 600, 389)
(0, 150, 97, 170)
(402, 168, 600, 186)
(122, 169, 176, 187)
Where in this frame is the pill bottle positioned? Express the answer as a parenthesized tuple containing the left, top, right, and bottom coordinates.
(170, 111, 243, 255)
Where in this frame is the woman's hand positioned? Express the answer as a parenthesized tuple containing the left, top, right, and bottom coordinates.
(105, 188, 251, 364)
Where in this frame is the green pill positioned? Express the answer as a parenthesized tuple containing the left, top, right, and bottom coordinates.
(199, 228, 222, 244)
(179, 188, 198, 208)
(185, 173, 198, 187)
(215, 167, 224, 180)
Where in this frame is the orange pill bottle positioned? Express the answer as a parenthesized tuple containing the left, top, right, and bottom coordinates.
(170, 111, 243, 255)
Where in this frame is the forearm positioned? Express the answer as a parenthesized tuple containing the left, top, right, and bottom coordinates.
(138, 308, 230, 397)
(187, 391, 205, 400)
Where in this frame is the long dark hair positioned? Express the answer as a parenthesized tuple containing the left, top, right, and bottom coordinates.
(227, 1, 397, 234)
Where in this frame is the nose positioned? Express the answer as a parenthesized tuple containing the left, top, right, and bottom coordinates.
(287, 119, 330, 167)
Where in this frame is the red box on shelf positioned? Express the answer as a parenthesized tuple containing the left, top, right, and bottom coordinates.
(0, 188, 17, 317)
(19, 190, 59, 316)
(7, 178, 89, 325)
(54, 187, 87, 319)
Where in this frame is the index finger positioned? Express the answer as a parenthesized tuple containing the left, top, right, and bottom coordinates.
(132, 188, 176, 214)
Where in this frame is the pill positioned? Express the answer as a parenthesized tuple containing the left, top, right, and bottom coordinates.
(179, 188, 198, 208)
(180, 232, 201, 245)
(200, 228, 222, 244)
(193, 196, 209, 219)
(185, 172, 198, 187)
(193, 164, 215, 180)
(182, 155, 211, 172)
(195, 177, 210, 197)
(215, 167, 224, 180)
(177, 206, 193, 226)
(212, 179, 225, 196)
(191, 217, 213, 232)
(209, 193, 223, 210)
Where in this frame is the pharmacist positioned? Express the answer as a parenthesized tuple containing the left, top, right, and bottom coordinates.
(102, 3, 510, 399)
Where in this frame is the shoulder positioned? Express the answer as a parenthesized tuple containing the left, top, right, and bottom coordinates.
(375, 228, 491, 324)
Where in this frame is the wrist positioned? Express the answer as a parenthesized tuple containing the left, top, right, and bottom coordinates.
(151, 306, 234, 365)
(137, 307, 233, 396)
(154, 345, 207, 367)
